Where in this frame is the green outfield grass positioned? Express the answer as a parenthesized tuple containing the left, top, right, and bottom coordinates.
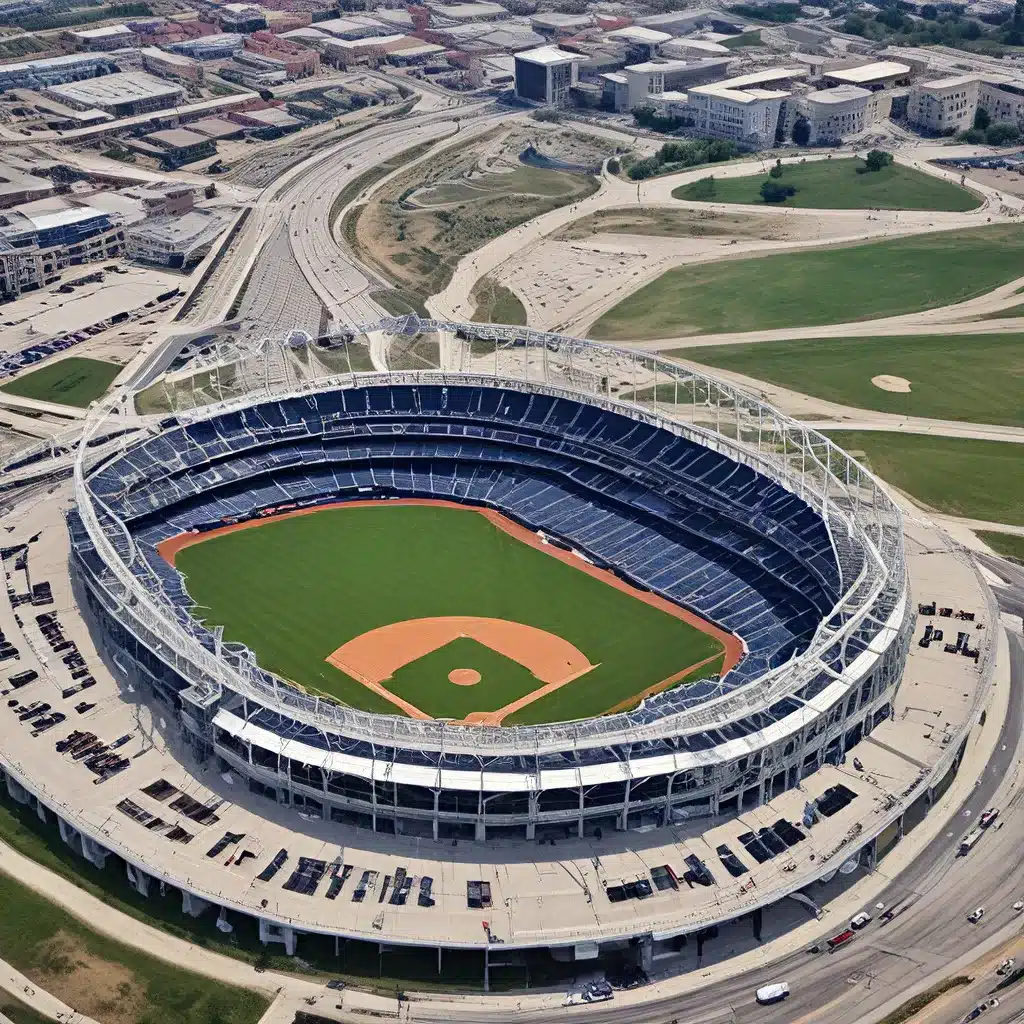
(977, 530, 1024, 561)
(0, 356, 121, 408)
(672, 158, 981, 211)
(672, 333, 1024, 428)
(0, 870, 268, 1024)
(590, 224, 1024, 340)
(175, 504, 724, 724)
(827, 432, 1024, 526)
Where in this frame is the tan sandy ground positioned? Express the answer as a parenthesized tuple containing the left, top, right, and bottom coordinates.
(158, 499, 743, 725)
(872, 374, 912, 393)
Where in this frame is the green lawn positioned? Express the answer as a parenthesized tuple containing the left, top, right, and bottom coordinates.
(590, 224, 1024, 340)
(1, 356, 121, 408)
(827, 432, 1024, 526)
(672, 158, 981, 211)
(0, 995, 54, 1024)
(671, 333, 1024, 428)
(0, 869, 268, 1024)
(977, 530, 1024, 561)
(174, 504, 724, 724)
(470, 275, 527, 326)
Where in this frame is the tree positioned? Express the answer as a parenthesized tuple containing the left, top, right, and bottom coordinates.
(792, 116, 811, 146)
(606, 157, 620, 175)
(974, 107, 992, 131)
(921, 3, 938, 17)
(986, 121, 1021, 145)
(760, 181, 797, 203)
(769, 158, 784, 178)
(957, 128, 986, 144)
(863, 149, 894, 172)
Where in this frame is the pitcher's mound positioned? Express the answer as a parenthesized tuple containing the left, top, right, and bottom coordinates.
(872, 374, 911, 393)
(449, 668, 482, 686)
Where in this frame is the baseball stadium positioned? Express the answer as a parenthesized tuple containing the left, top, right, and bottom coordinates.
(0, 320, 993, 982)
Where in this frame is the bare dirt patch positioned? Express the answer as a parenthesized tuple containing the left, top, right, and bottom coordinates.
(554, 206, 794, 242)
(449, 668, 481, 686)
(872, 374, 912, 393)
(29, 932, 147, 1024)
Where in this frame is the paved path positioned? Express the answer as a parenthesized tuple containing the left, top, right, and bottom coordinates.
(0, 954, 101, 1024)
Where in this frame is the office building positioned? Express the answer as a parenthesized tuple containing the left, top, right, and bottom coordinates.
(908, 74, 979, 132)
(44, 72, 184, 117)
(514, 45, 580, 105)
(798, 85, 872, 142)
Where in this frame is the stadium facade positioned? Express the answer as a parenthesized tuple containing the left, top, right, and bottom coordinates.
(66, 323, 914, 844)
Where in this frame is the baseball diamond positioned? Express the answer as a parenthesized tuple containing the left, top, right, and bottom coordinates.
(162, 501, 735, 726)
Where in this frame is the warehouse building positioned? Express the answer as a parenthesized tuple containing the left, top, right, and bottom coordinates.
(316, 15, 392, 40)
(514, 45, 581, 105)
(429, 1, 507, 21)
(44, 72, 184, 117)
(216, 3, 267, 32)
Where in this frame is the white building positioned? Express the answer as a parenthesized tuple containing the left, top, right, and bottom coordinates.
(605, 25, 672, 58)
(798, 85, 872, 143)
(979, 77, 1024, 128)
(908, 74, 979, 132)
(513, 45, 580, 105)
(688, 74, 791, 147)
(822, 60, 911, 91)
(44, 72, 184, 118)
(600, 59, 690, 112)
(67, 23, 137, 50)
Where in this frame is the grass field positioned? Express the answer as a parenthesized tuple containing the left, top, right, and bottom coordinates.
(826, 432, 1024, 526)
(1, 356, 121, 408)
(590, 224, 1024, 340)
(0, 869, 267, 1024)
(977, 530, 1024, 561)
(470, 275, 527, 325)
(672, 158, 980, 211)
(672, 333, 1024, 428)
(174, 504, 725, 725)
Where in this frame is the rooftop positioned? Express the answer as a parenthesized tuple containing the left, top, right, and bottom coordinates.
(325, 33, 408, 49)
(665, 36, 731, 54)
(530, 11, 592, 27)
(46, 72, 183, 108)
(719, 66, 806, 88)
(917, 73, 980, 89)
(606, 25, 673, 43)
(69, 23, 134, 38)
(825, 60, 911, 83)
(390, 42, 447, 56)
(144, 128, 210, 148)
(139, 46, 196, 65)
(316, 16, 388, 37)
(805, 84, 872, 104)
(514, 44, 581, 66)
(129, 209, 228, 246)
(625, 58, 690, 74)
(430, 1, 506, 18)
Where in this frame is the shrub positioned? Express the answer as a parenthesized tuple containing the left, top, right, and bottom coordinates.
(863, 149, 894, 172)
(760, 181, 797, 203)
(769, 159, 784, 178)
(957, 128, 986, 144)
(792, 116, 811, 146)
(606, 157, 620, 175)
(986, 121, 1021, 145)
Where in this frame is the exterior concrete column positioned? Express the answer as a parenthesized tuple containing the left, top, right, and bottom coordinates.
(5, 774, 29, 804)
(259, 918, 297, 955)
(126, 862, 151, 897)
(432, 791, 439, 842)
(577, 786, 585, 839)
(618, 778, 631, 831)
(897, 813, 905, 841)
(182, 892, 211, 917)
(864, 837, 877, 872)
(35, 799, 47, 824)
(81, 835, 109, 870)
(639, 934, 653, 972)
(475, 817, 486, 842)
(526, 792, 538, 840)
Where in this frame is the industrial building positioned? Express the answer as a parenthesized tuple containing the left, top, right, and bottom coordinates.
(324, 35, 410, 67)
(429, 1, 507, 21)
(798, 85, 873, 143)
(0, 53, 118, 91)
(529, 12, 593, 37)
(908, 74, 980, 132)
(316, 15, 392, 40)
(244, 31, 320, 77)
(126, 208, 229, 268)
(514, 45, 581, 105)
(44, 72, 184, 118)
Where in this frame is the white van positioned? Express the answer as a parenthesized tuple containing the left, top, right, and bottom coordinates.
(756, 983, 790, 1005)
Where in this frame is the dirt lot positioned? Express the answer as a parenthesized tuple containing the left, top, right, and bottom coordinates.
(346, 125, 612, 308)
(555, 206, 795, 242)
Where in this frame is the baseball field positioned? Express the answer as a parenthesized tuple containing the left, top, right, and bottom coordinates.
(166, 501, 735, 726)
